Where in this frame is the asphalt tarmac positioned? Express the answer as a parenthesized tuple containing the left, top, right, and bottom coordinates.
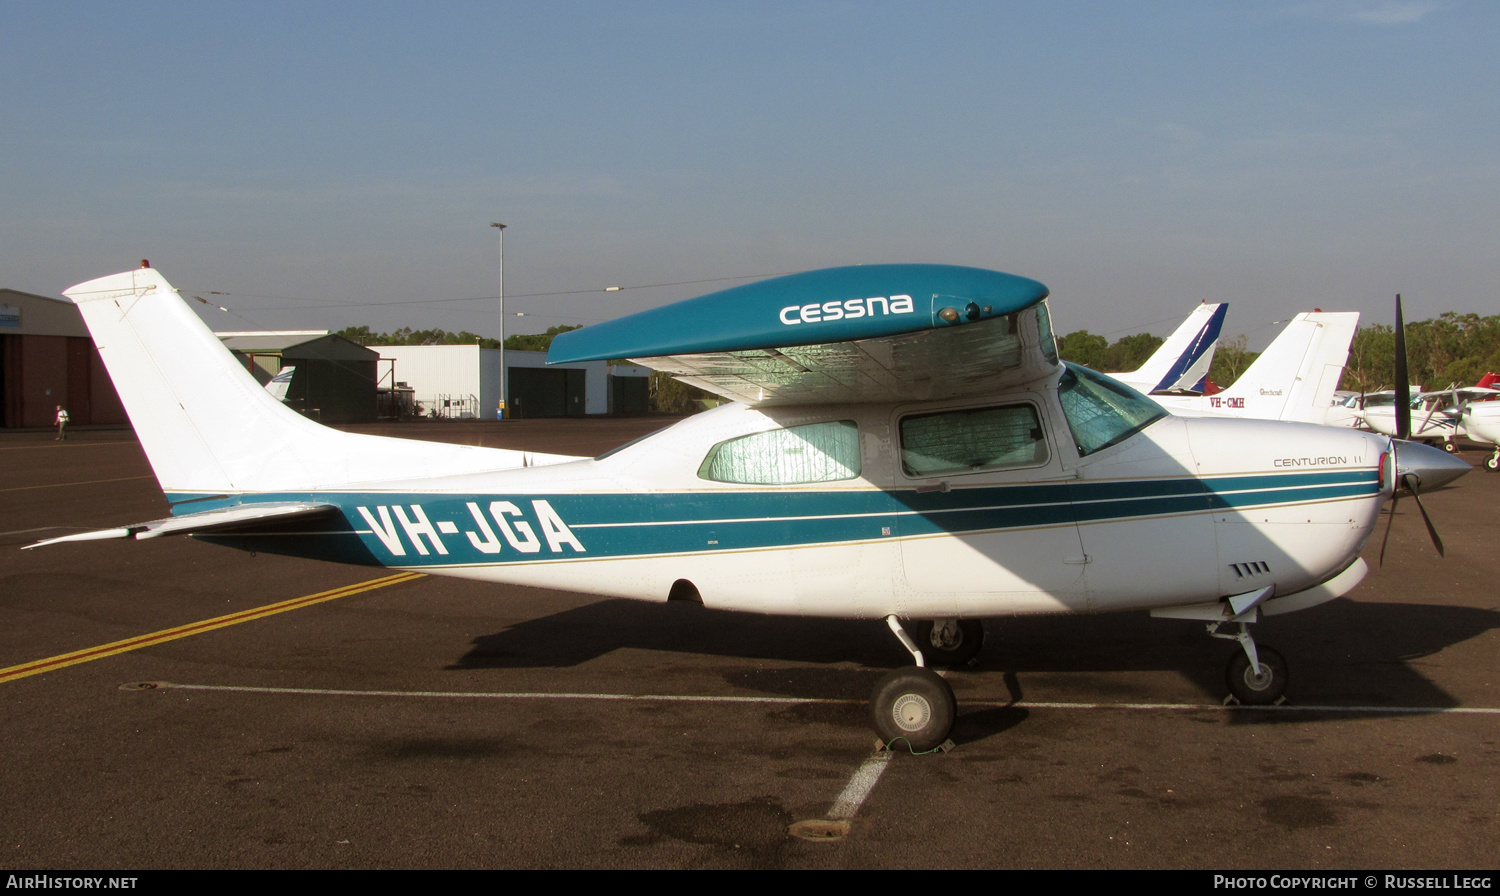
(2, 420, 1496, 869)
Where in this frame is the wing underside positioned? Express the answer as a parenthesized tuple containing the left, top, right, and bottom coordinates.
(634, 311, 1046, 405)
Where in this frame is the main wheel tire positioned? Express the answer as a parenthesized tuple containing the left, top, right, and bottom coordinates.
(913, 619, 986, 667)
(1226, 646, 1289, 705)
(1443, 440, 1458, 454)
(1485, 453, 1499, 472)
(870, 667, 956, 751)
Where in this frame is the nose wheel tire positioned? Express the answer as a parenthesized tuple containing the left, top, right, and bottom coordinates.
(913, 619, 986, 667)
(1225, 646, 1288, 705)
(870, 666, 956, 751)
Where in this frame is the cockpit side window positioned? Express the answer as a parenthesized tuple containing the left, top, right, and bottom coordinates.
(899, 403, 1049, 477)
(698, 420, 861, 485)
(1057, 363, 1167, 456)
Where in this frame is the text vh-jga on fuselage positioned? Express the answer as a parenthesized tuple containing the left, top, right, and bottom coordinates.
(356, 499, 585, 560)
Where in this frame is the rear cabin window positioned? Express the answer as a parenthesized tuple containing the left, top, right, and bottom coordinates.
(899, 404, 1049, 477)
(699, 420, 861, 485)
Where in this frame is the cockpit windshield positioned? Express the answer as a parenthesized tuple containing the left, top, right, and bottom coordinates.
(1058, 363, 1167, 456)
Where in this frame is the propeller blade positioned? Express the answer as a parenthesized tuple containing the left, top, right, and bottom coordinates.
(1378, 487, 1400, 567)
(1403, 473, 1446, 557)
(1395, 294, 1411, 441)
(1418, 398, 1440, 435)
(1382, 439, 1470, 565)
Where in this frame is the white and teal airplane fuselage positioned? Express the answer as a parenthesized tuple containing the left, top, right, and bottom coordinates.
(35, 263, 1467, 749)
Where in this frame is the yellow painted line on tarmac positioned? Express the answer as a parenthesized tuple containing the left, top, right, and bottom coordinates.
(0, 571, 425, 685)
(0, 475, 155, 493)
(0, 441, 139, 450)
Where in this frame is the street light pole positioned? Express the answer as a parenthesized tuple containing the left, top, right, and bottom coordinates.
(490, 222, 507, 419)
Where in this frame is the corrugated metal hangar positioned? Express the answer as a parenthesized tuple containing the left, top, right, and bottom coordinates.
(0, 288, 126, 428)
(216, 330, 381, 424)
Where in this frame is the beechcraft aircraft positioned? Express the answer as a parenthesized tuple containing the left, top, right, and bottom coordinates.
(30, 264, 1470, 751)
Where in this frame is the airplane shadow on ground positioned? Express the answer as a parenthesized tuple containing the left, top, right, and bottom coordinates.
(448, 594, 1497, 742)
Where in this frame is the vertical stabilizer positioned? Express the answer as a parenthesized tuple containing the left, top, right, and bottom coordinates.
(265, 366, 296, 402)
(1215, 311, 1360, 423)
(64, 267, 578, 498)
(1115, 303, 1227, 394)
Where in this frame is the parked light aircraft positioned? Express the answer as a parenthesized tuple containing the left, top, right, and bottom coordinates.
(1347, 390, 1457, 444)
(1152, 311, 1360, 425)
(1458, 399, 1500, 471)
(1349, 378, 1500, 471)
(264, 366, 295, 403)
(30, 264, 1469, 750)
(1112, 302, 1226, 396)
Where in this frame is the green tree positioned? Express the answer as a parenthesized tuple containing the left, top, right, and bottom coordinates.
(1103, 333, 1164, 373)
(1056, 330, 1108, 369)
(650, 371, 716, 414)
(1207, 335, 1259, 388)
(503, 325, 582, 352)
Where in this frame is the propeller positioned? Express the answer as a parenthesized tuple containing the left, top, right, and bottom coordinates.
(1394, 294, 1410, 441)
(1379, 466, 1445, 564)
(1378, 294, 1470, 564)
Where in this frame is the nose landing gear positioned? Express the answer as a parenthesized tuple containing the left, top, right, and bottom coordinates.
(1210, 620, 1289, 705)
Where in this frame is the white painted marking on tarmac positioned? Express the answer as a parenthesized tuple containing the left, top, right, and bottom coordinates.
(1000, 701, 1500, 714)
(135, 683, 1500, 715)
(828, 752, 892, 819)
(145, 682, 851, 705)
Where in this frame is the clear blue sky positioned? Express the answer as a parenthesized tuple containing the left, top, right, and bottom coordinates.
(4, 1, 1496, 345)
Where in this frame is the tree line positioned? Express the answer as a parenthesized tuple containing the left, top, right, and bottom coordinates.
(335, 324, 582, 352)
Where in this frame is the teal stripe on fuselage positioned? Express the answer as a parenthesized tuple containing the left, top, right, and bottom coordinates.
(171, 468, 1380, 568)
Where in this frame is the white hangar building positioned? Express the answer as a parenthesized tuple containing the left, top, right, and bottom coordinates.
(370, 345, 650, 419)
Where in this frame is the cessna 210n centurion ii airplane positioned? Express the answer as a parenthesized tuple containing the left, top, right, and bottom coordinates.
(32, 264, 1470, 751)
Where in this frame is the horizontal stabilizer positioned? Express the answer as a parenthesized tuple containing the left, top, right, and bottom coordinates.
(23, 502, 339, 550)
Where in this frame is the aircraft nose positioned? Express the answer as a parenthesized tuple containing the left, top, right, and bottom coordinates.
(1393, 438, 1472, 491)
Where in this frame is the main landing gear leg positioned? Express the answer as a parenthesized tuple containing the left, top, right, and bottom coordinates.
(1208, 620, 1288, 705)
(869, 615, 957, 752)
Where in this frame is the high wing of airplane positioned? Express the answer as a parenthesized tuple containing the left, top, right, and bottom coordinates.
(1111, 302, 1227, 395)
(32, 264, 1469, 752)
(1153, 311, 1360, 425)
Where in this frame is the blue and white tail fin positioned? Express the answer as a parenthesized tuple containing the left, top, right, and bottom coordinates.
(64, 267, 580, 501)
(1214, 311, 1360, 423)
(265, 366, 296, 403)
(1115, 302, 1226, 394)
